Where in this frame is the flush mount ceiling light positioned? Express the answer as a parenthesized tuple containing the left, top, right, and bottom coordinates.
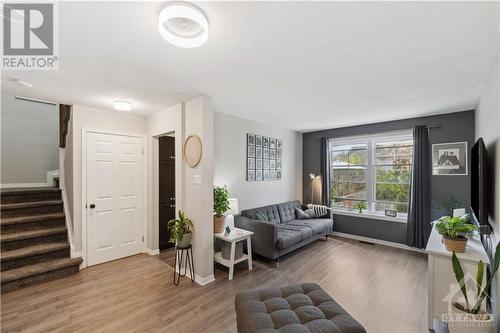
(158, 2, 208, 48)
(113, 100, 132, 112)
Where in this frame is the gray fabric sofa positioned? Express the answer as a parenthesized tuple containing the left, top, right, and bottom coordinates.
(235, 201, 333, 260)
(235, 283, 366, 333)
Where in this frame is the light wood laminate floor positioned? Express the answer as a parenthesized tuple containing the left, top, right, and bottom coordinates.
(1, 236, 428, 333)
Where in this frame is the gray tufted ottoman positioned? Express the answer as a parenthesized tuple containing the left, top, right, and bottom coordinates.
(235, 283, 366, 333)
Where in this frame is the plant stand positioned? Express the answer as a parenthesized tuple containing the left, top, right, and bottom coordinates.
(173, 244, 194, 286)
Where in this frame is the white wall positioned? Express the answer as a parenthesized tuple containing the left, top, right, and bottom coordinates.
(476, 48, 500, 329)
(1, 94, 58, 185)
(183, 96, 214, 283)
(70, 105, 148, 252)
(147, 97, 214, 284)
(214, 112, 303, 210)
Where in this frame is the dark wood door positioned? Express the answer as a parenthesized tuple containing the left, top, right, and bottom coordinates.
(159, 136, 176, 250)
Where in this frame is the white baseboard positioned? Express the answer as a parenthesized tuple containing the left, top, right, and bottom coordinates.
(173, 264, 215, 286)
(195, 274, 215, 286)
(1, 182, 51, 188)
(71, 249, 83, 259)
(330, 232, 426, 253)
(144, 248, 160, 256)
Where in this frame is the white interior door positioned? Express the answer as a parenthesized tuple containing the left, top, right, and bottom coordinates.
(86, 132, 144, 266)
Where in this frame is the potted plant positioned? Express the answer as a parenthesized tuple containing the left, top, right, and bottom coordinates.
(354, 201, 367, 213)
(447, 242, 500, 333)
(433, 214, 477, 253)
(167, 210, 194, 247)
(213, 185, 230, 234)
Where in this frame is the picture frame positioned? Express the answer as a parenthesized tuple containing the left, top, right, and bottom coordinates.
(246, 133, 283, 182)
(247, 134, 255, 146)
(247, 169, 255, 181)
(256, 158, 262, 170)
(255, 135, 262, 147)
(270, 138, 276, 149)
(256, 146, 262, 158)
(263, 159, 270, 170)
(247, 146, 255, 158)
(247, 158, 255, 170)
(263, 137, 269, 148)
(432, 142, 468, 175)
(270, 149, 276, 160)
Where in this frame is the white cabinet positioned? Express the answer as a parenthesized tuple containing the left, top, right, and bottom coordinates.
(426, 227, 489, 332)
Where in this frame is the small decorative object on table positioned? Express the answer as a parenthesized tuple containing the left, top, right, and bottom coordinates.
(213, 185, 230, 233)
(354, 201, 367, 213)
(432, 214, 477, 253)
(445, 242, 500, 333)
(168, 210, 195, 285)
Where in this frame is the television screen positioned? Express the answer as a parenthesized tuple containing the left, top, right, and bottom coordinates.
(470, 138, 488, 226)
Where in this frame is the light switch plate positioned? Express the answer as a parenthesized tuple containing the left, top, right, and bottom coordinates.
(193, 174, 202, 184)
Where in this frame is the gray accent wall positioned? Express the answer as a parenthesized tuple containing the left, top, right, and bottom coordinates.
(302, 110, 475, 244)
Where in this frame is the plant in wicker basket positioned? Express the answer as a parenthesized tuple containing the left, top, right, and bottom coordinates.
(213, 186, 230, 233)
(433, 214, 477, 253)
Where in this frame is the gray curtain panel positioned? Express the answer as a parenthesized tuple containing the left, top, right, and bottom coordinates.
(406, 125, 432, 248)
(320, 137, 329, 206)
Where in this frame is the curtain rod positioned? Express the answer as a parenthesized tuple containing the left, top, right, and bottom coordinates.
(426, 123, 441, 129)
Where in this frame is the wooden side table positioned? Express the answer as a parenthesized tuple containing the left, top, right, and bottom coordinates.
(173, 244, 194, 286)
(214, 228, 254, 280)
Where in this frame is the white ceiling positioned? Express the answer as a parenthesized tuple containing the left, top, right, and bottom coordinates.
(2, 1, 499, 132)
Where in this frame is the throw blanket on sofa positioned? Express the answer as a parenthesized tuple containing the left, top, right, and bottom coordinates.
(307, 204, 329, 217)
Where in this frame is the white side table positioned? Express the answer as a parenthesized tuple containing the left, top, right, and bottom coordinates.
(214, 227, 253, 280)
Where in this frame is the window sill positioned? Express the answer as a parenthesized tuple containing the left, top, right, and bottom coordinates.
(332, 209, 407, 223)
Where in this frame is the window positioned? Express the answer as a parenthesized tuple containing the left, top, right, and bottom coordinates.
(328, 131, 413, 218)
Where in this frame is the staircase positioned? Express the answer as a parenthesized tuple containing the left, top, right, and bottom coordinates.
(1, 187, 82, 293)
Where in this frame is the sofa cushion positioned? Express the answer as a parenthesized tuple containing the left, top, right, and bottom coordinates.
(276, 224, 314, 249)
(254, 211, 268, 222)
(235, 283, 366, 333)
(242, 204, 281, 224)
(295, 208, 316, 220)
(277, 200, 302, 223)
(287, 219, 333, 235)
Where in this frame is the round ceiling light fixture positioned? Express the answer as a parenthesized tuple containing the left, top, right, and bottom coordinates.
(158, 2, 208, 48)
(113, 100, 132, 112)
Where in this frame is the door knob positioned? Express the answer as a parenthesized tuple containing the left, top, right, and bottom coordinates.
(89, 203, 96, 209)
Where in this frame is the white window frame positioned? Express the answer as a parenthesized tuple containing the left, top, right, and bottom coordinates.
(328, 130, 413, 222)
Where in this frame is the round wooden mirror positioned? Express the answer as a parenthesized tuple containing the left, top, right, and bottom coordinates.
(184, 135, 202, 168)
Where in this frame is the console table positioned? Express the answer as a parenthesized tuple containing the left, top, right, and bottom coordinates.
(426, 226, 489, 332)
(214, 228, 253, 280)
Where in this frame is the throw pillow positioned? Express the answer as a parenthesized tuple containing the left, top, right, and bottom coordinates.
(295, 208, 316, 220)
(254, 211, 268, 222)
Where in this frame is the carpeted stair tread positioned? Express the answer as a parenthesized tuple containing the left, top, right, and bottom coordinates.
(0, 187, 60, 195)
(1, 200, 63, 210)
(1, 227, 67, 242)
(1, 257, 82, 283)
(1, 242, 69, 262)
(1, 213, 65, 226)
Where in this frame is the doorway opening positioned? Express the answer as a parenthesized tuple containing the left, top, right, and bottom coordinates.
(159, 134, 176, 250)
